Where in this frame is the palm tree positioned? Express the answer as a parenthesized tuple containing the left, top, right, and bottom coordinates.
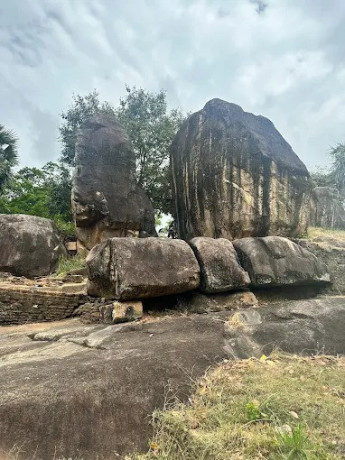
(0, 124, 18, 192)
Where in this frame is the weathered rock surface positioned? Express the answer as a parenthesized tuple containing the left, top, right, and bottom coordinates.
(177, 290, 258, 313)
(189, 237, 250, 292)
(224, 296, 345, 358)
(294, 238, 345, 294)
(1, 297, 345, 459)
(310, 186, 345, 230)
(0, 214, 65, 277)
(233, 236, 330, 287)
(171, 98, 310, 240)
(71, 114, 156, 252)
(100, 300, 143, 324)
(87, 237, 200, 299)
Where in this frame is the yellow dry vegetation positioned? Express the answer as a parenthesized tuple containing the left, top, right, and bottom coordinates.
(129, 353, 345, 459)
(308, 226, 345, 242)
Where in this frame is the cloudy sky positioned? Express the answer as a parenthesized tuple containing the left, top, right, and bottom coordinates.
(1, 0, 344, 171)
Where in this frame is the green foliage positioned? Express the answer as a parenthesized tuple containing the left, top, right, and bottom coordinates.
(309, 168, 333, 188)
(0, 162, 73, 236)
(59, 90, 115, 166)
(276, 423, 311, 459)
(329, 142, 345, 194)
(245, 400, 266, 422)
(116, 86, 184, 213)
(59, 87, 185, 213)
(0, 124, 18, 192)
(55, 254, 85, 277)
(310, 142, 345, 196)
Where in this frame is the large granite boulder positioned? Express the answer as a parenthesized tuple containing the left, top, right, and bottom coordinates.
(0, 214, 65, 277)
(170, 98, 310, 240)
(189, 237, 250, 293)
(71, 114, 156, 252)
(310, 186, 345, 230)
(86, 237, 200, 299)
(233, 236, 330, 288)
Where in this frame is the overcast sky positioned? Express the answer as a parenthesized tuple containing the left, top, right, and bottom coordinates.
(1, 0, 344, 171)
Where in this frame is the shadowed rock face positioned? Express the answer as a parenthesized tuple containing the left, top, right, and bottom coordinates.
(310, 186, 345, 230)
(72, 115, 156, 252)
(170, 98, 310, 240)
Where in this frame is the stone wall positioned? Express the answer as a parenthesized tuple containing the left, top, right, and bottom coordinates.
(0, 285, 87, 325)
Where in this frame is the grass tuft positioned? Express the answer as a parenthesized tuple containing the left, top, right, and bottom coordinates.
(128, 353, 345, 460)
(55, 255, 86, 277)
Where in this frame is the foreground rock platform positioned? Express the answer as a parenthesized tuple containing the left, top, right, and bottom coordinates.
(1, 296, 345, 459)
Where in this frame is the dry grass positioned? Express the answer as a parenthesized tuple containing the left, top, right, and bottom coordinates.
(308, 226, 345, 242)
(55, 255, 86, 277)
(129, 353, 345, 459)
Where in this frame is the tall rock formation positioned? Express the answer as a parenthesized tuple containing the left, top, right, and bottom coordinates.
(72, 114, 156, 252)
(170, 99, 310, 240)
(310, 187, 345, 230)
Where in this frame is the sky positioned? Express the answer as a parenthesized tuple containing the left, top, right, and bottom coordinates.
(1, 0, 345, 172)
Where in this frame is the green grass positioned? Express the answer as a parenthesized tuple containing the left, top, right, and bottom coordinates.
(55, 254, 86, 277)
(129, 353, 345, 459)
(308, 226, 345, 242)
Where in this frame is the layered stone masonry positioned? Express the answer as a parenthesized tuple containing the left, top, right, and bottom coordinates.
(0, 282, 88, 325)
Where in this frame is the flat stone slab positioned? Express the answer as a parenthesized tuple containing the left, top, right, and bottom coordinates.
(1, 297, 345, 459)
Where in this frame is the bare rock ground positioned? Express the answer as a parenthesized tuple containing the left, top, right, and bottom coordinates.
(0, 296, 345, 459)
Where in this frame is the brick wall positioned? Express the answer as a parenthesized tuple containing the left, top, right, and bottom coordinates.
(0, 285, 87, 325)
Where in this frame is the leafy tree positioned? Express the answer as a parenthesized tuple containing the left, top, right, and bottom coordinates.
(59, 90, 115, 166)
(311, 143, 345, 198)
(41, 162, 72, 222)
(116, 86, 184, 213)
(59, 87, 184, 213)
(329, 143, 345, 194)
(309, 168, 333, 188)
(0, 124, 18, 192)
(0, 162, 73, 236)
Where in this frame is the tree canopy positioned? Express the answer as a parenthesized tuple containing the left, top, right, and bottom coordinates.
(310, 143, 345, 196)
(59, 87, 184, 213)
(0, 124, 18, 193)
(0, 162, 73, 236)
(330, 143, 345, 194)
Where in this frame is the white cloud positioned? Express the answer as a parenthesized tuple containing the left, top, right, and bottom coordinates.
(0, 0, 344, 171)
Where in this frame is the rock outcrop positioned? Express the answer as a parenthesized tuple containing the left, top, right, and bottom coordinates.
(1, 297, 345, 459)
(71, 114, 156, 252)
(0, 214, 65, 277)
(294, 238, 345, 295)
(233, 236, 330, 287)
(171, 98, 310, 240)
(189, 237, 250, 293)
(86, 237, 200, 299)
(310, 186, 345, 230)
